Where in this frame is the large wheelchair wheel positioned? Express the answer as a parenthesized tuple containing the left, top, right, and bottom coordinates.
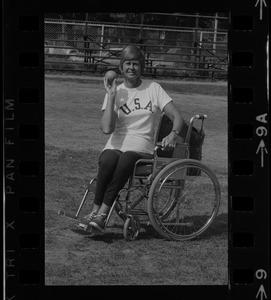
(148, 159, 221, 241)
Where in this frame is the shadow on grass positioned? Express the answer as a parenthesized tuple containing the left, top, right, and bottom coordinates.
(71, 222, 162, 244)
(69, 213, 228, 244)
(194, 213, 228, 241)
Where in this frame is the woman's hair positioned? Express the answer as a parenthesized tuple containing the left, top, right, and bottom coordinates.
(119, 45, 145, 70)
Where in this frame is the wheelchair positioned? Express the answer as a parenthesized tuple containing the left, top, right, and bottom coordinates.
(59, 113, 221, 241)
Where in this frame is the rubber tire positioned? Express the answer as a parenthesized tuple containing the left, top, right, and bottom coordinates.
(123, 216, 140, 241)
(148, 159, 221, 241)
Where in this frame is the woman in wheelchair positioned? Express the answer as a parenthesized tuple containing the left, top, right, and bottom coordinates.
(84, 45, 185, 232)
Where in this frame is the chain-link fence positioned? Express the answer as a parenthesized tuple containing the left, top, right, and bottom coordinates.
(45, 17, 227, 80)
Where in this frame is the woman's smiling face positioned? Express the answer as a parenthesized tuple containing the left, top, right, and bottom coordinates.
(122, 60, 141, 81)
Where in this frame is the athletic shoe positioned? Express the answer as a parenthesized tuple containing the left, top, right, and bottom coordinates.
(89, 214, 107, 232)
(83, 210, 98, 221)
(78, 210, 98, 229)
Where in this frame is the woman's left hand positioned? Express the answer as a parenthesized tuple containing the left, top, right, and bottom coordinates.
(161, 132, 178, 151)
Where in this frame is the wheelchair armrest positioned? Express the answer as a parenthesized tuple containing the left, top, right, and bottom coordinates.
(132, 158, 154, 178)
(135, 158, 154, 166)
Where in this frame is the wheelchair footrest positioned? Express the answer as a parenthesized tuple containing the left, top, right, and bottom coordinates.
(77, 223, 105, 236)
(58, 210, 78, 221)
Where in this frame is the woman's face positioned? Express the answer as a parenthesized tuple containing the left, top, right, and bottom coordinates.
(122, 60, 141, 82)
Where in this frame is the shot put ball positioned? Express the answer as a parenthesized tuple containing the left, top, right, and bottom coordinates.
(105, 70, 118, 85)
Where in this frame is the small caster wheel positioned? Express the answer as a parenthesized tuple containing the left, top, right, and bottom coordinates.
(123, 216, 140, 241)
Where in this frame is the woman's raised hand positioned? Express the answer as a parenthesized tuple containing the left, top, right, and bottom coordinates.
(104, 71, 118, 96)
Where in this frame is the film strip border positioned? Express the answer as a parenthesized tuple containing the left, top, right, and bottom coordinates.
(3, 12, 44, 300)
(3, 2, 269, 300)
(229, 2, 269, 299)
